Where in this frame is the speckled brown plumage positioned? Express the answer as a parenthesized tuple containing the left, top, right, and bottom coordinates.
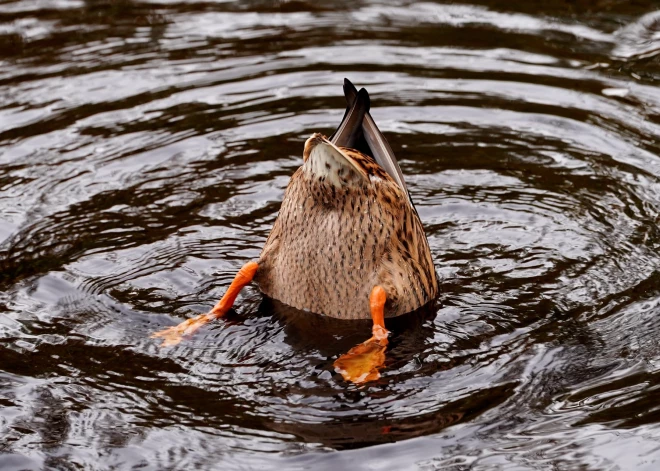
(254, 134, 438, 319)
(152, 80, 440, 378)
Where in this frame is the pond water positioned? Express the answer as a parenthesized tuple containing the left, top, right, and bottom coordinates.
(1, 1, 660, 469)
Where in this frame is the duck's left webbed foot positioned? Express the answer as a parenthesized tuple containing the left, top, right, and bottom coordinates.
(333, 285, 390, 384)
(151, 261, 259, 347)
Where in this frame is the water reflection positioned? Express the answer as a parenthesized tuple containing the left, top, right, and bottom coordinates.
(1, 0, 660, 469)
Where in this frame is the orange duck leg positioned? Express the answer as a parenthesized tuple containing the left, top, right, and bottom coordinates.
(333, 286, 390, 384)
(152, 261, 259, 347)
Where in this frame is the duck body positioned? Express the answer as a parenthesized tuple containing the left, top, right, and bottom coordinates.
(153, 79, 438, 383)
(254, 134, 438, 319)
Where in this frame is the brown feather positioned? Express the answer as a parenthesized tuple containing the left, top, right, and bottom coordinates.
(255, 134, 438, 319)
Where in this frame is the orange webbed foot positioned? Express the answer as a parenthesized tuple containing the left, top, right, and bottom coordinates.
(151, 261, 258, 348)
(333, 286, 390, 384)
(151, 312, 214, 347)
(333, 332, 388, 384)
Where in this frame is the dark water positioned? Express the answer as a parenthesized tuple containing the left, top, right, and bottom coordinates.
(1, 0, 660, 469)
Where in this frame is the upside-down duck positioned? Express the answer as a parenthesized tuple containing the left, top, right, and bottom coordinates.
(153, 79, 439, 384)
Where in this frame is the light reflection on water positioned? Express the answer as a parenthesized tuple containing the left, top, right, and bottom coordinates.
(1, 1, 660, 469)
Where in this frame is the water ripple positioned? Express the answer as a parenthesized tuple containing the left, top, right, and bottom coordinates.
(1, 0, 660, 468)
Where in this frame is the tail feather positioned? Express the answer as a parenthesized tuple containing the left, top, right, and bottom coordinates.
(329, 87, 370, 149)
(342, 78, 412, 206)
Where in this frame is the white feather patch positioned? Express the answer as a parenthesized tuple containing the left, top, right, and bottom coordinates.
(304, 142, 363, 187)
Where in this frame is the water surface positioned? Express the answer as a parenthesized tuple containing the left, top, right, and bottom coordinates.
(1, 0, 660, 469)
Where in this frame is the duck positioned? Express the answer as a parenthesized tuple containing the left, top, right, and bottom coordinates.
(152, 79, 439, 384)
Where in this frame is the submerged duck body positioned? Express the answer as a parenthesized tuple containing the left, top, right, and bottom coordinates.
(255, 134, 438, 319)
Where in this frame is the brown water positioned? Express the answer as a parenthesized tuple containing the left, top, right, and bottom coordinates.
(1, 1, 660, 469)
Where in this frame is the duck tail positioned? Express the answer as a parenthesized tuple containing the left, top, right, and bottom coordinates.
(341, 78, 411, 205)
(329, 86, 370, 149)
